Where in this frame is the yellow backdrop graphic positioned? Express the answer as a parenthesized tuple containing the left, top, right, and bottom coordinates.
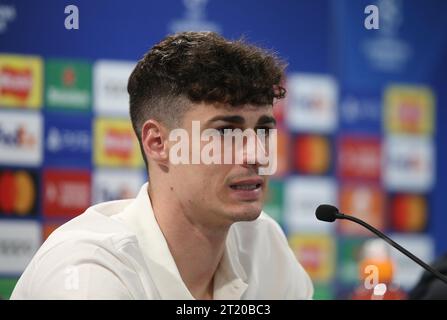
(385, 85, 435, 135)
(289, 234, 335, 282)
(94, 118, 143, 168)
(0, 54, 43, 108)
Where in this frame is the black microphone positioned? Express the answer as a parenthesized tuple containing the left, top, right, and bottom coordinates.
(315, 204, 447, 285)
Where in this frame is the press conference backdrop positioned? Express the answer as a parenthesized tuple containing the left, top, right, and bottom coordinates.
(0, 0, 446, 299)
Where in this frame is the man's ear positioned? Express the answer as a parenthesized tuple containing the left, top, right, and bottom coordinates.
(141, 119, 169, 165)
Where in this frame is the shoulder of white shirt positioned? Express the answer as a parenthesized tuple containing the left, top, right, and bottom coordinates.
(40, 198, 286, 255)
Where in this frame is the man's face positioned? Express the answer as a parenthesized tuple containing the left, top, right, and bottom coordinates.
(167, 103, 276, 228)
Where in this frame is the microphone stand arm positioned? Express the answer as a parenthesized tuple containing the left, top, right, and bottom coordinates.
(337, 212, 447, 285)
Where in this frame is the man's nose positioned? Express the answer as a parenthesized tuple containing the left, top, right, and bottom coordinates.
(240, 129, 268, 168)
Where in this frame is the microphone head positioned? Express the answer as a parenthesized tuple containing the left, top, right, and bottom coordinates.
(316, 204, 339, 222)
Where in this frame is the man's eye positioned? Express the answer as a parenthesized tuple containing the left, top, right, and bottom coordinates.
(216, 127, 235, 135)
(256, 127, 273, 136)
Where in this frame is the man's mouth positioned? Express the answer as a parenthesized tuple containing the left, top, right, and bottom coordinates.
(230, 183, 262, 191)
(229, 178, 263, 191)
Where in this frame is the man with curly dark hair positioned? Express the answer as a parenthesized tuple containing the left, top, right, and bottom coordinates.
(12, 32, 313, 300)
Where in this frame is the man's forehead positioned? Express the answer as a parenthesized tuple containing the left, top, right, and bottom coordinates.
(177, 102, 274, 128)
(191, 102, 273, 117)
(215, 103, 273, 113)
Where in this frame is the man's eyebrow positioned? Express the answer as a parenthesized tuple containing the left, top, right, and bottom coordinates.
(256, 115, 276, 126)
(206, 114, 276, 126)
(206, 115, 245, 125)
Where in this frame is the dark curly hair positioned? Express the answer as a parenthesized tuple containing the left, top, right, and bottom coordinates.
(128, 31, 287, 166)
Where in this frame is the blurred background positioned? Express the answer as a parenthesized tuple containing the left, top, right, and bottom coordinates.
(0, 0, 446, 299)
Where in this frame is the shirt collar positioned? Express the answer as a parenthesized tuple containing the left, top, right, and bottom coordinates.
(117, 182, 248, 299)
(213, 239, 248, 299)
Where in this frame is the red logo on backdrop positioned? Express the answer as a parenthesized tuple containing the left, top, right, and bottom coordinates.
(43, 169, 91, 218)
(0, 66, 32, 101)
(339, 183, 385, 235)
(398, 104, 422, 128)
(391, 194, 427, 232)
(0, 169, 37, 216)
(293, 135, 330, 174)
(338, 136, 381, 181)
(62, 67, 76, 87)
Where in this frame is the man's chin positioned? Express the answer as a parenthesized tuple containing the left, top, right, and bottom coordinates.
(227, 203, 263, 222)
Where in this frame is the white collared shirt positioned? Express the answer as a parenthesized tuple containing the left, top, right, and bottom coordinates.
(11, 183, 313, 300)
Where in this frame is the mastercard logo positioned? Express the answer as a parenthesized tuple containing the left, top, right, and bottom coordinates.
(293, 135, 330, 174)
(391, 194, 427, 232)
(0, 170, 37, 216)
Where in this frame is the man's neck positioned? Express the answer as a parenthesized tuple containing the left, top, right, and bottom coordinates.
(148, 183, 229, 300)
